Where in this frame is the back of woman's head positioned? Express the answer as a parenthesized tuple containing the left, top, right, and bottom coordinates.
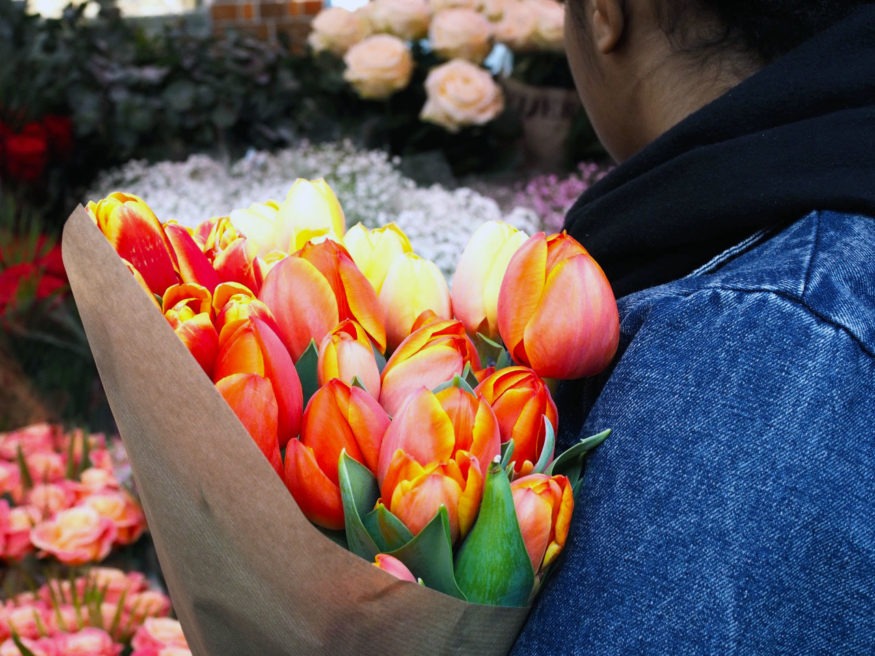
(658, 1, 870, 64)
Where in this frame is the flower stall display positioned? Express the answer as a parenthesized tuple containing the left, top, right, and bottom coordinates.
(60, 177, 619, 654)
(304, 0, 523, 177)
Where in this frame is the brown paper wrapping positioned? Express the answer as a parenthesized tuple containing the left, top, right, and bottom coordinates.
(62, 206, 530, 656)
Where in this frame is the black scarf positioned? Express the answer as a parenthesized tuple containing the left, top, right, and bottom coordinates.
(564, 6, 875, 298)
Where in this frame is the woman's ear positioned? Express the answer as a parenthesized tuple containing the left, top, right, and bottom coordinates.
(592, 0, 626, 53)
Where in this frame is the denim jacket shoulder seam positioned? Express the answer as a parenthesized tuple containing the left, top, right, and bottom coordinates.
(649, 283, 875, 360)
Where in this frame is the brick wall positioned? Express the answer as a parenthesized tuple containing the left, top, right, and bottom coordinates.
(210, 0, 323, 53)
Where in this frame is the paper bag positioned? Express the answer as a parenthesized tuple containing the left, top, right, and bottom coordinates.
(62, 206, 530, 656)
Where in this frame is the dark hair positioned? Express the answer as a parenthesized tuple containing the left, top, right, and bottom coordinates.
(658, 1, 870, 64)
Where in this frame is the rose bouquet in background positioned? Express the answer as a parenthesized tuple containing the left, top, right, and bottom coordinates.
(302, 0, 524, 177)
(81, 176, 617, 622)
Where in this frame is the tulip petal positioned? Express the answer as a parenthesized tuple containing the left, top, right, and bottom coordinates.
(164, 223, 222, 291)
(284, 439, 345, 531)
(215, 373, 282, 476)
(497, 234, 548, 364)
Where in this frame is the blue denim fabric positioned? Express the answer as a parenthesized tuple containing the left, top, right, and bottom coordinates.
(511, 211, 875, 655)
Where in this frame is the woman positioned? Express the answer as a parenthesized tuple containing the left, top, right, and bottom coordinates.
(512, 2, 874, 654)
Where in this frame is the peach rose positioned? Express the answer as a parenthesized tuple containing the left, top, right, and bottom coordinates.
(430, 0, 478, 9)
(26, 483, 76, 518)
(492, 0, 538, 51)
(529, 0, 564, 51)
(54, 627, 122, 656)
(2, 504, 39, 560)
(30, 506, 117, 565)
(81, 491, 147, 546)
(343, 34, 414, 100)
(429, 8, 494, 63)
(368, 0, 431, 40)
(126, 590, 173, 620)
(420, 59, 505, 132)
(308, 7, 370, 57)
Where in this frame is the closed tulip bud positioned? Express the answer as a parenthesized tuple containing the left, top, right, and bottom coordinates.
(378, 382, 500, 541)
(284, 379, 390, 530)
(213, 316, 303, 446)
(373, 553, 418, 583)
(511, 473, 573, 573)
(379, 251, 452, 353)
(342, 222, 413, 294)
(379, 319, 481, 417)
(475, 366, 558, 475)
(87, 192, 179, 296)
(318, 319, 382, 398)
(216, 373, 283, 476)
(162, 283, 219, 377)
(276, 178, 346, 252)
(497, 232, 619, 379)
(451, 220, 528, 340)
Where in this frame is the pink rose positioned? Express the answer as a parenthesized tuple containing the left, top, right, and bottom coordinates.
(2, 505, 39, 560)
(25, 483, 76, 518)
(131, 618, 189, 654)
(53, 628, 122, 656)
(0, 463, 21, 502)
(0, 424, 57, 460)
(4, 604, 49, 640)
(80, 491, 146, 545)
(21, 452, 65, 484)
(126, 590, 172, 621)
(30, 506, 117, 565)
(0, 635, 57, 656)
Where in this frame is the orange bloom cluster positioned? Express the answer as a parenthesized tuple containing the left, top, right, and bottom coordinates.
(89, 181, 619, 600)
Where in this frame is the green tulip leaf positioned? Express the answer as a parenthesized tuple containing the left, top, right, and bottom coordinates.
(531, 416, 557, 475)
(363, 502, 414, 553)
(338, 451, 380, 560)
(432, 374, 476, 396)
(372, 343, 387, 373)
(388, 507, 466, 600)
(454, 459, 534, 607)
(500, 438, 516, 471)
(494, 347, 515, 371)
(547, 429, 611, 491)
(475, 332, 511, 369)
(295, 339, 320, 405)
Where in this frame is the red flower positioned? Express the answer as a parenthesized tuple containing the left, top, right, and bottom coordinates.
(42, 115, 74, 160)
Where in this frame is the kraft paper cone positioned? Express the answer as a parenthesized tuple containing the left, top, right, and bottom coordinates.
(62, 206, 529, 656)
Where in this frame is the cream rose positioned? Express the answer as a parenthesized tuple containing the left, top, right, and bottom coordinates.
(429, 8, 494, 63)
(29, 505, 117, 565)
(368, 0, 431, 40)
(529, 0, 565, 51)
(429, 0, 478, 10)
(343, 34, 414, 100)
(420, 59, 505, 132)
(308, 7, 370, 57)
(493, 0, 538, 51)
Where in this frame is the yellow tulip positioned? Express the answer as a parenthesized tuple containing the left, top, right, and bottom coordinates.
(451, 220, 528, 341)
(276, 178, 346, 252)
(342, 222, 413, 294)
(379, 251, 452, 353)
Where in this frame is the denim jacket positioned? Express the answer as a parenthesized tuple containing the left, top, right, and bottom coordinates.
(511, 210, 875, 655)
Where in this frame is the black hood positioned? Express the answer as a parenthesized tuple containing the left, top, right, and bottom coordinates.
(564, 5, 875, 297)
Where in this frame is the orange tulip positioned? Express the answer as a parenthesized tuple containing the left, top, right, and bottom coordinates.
(298, 239, 386, 354)
(162, 283, 219, 377)
(451, 220, 528, 341)
(87, 192, 179, 296)
(378, 383, 500, 541)
(497, 232, 619, 379)
(510, 473, 573, 573)
(216, 373, 283, 476)
(213, 316, 303, 447)
(378, 251, 452, 353)
(475, 366, 558, 476)
(318, 319, 382, 398)
(283, 379, 391, 530)
(379, 319, 480, 417)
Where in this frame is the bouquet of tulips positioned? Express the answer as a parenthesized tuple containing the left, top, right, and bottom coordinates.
(61, 178, 619, 655)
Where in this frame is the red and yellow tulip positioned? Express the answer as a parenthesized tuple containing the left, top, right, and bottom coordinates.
(87, 192, 179, 296)
(318, 319, 382, 398)
(497, 232, 620, 379)
(378, 383, 500, 541)
(283, 379, 391, 530)
(451, 220, 528, 341)
(216, 373, 283, 476)
(510, 473, 573, 574)
(475, 366, 558, 476)
(379, 319, 481, 417)
(162, 283, 219, 378)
